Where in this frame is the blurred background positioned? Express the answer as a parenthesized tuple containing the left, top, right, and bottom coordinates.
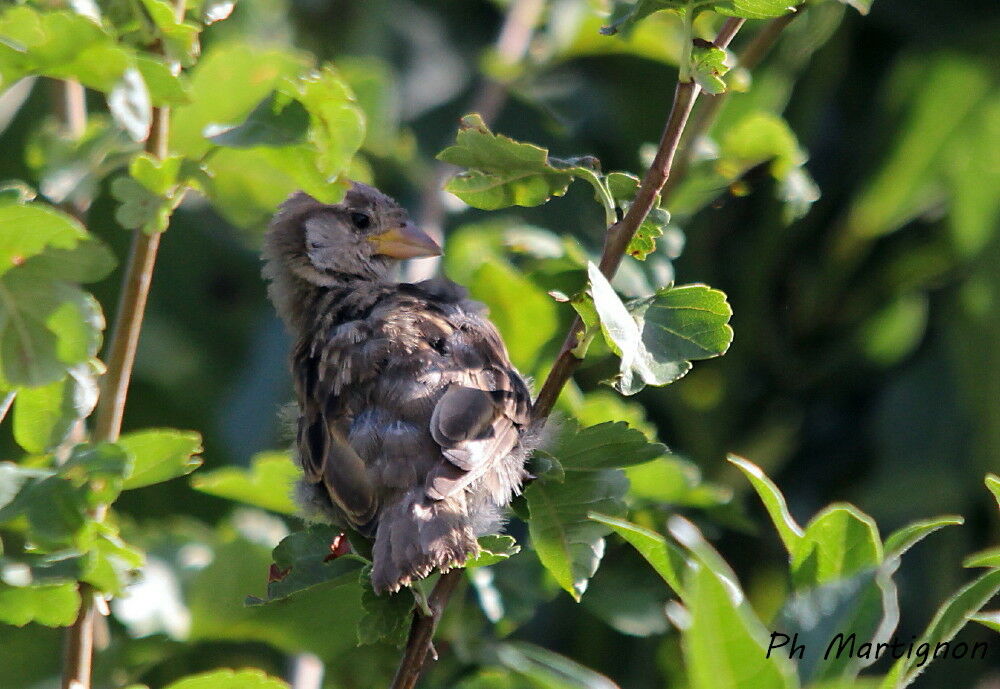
(1, 0, 998, 687)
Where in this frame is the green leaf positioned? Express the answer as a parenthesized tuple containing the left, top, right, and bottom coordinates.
(963, 546, 1000, 569)
(791, 504, 883, 588)
(681, 548, 797, 689)
(163, 669, 290, 689)
(525, 469, 629, 600)
(728, 455, 804, 555)
(0, 8, 129, 92)
(251, 525, 365, 604)
(466, 535, 521, 569)
(600, 1, 686, 36)
(206, 91, 309, 148)
(883, 516, 964, 560)
(776, 567, 899, 684)
(138, 0, 201, 67)
(712, 0, 796, 20)
(0, 464, 90, 551)
(357, 577, 414, 646)
(541, 419, 667, 471)
(13, 362, 98, 454)
(190, 450, 298, 515)
(587, 264, 733, 395)
(80, 527, 144, 596)
(61, 442, 133, 504)
(588, 512, 685, 595)
(170, 42, 308, 159)
(0, 582, 80, 627)
(607, 172, 671, 260)
(111, 177, 172, 234)
(135, 55, 191, 106)
(437, 113, 599, 210)
(970, 610, 1000, 633)
(467, 258, 559, 374)
(626, 456, 731, 507)
(986, 474, 1000, 510)
(496, 641, 622, 689)
(120, 428, 203, 490)
(880, 569, 1000, 689)
(690, 43, 731, 95)
(294, 66, 366, 180)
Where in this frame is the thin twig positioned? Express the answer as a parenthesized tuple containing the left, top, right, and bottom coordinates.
(533, 16, 745, 420)
(406, 0, 544, 282)
(389, 570, 463, 689)
(662, 7, 803, 202)
(61, 4, 180, 687)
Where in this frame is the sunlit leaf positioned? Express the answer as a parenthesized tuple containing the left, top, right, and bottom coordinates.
(120, 428, 203, 490)
(163, 669, 290, 689)
(880, 569, 1000, 689)
(588, 512, 685, 594)
(466, 535, 521, 569)
(190, 450, 298, 515)
(438, 113, 601, 210)
(540, 419, 667, 471)
(883, 516, 963, 560)
(525, 469, 628, 600)
(671, 518, 798, 689)
(0, 582, 80, 627)
(587, 264, 733, 395)
(690, 43, 730, 95)
(792, 504, 882, 588)
(12, 362, 98, 454)
(0, 7, 129, 91)
(728, 455, 804, 555)
(135, 55, 191, 106)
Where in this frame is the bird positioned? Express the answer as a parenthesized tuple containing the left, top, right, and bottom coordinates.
(262, 182, 535, 594)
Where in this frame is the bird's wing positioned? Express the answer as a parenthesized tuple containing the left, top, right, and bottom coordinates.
(293, 319, 380, 530)
(424, 313, 532, 501)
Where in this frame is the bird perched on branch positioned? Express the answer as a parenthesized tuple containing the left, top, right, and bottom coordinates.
(263, 182, 534, 594)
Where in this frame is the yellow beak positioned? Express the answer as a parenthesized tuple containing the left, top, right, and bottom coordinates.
(369, 223, 442, 259)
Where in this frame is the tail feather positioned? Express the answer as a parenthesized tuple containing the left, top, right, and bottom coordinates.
(371, 489, 478, 594)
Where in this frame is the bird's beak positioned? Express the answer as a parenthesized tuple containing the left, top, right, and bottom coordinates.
(369, 222, 442, 259)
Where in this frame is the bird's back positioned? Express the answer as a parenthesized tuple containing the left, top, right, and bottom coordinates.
(291, 277, 532, 592)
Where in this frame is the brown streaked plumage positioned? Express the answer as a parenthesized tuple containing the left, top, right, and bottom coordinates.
(263, 183, 534, 594)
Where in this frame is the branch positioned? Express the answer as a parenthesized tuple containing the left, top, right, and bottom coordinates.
(662, 6, 803, 202)
(389, 570, 463, 689)
(61, 6, 181, 688)
(533, 16, 745, 420)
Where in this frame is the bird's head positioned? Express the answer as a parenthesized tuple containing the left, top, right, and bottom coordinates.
(264, 182, 441, 288)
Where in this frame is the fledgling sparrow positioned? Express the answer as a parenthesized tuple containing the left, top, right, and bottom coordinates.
(263, 182, 534, 594)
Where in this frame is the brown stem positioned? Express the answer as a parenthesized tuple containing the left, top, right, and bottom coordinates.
(663, 7, 803, 202)
(61, 3, 180, 685)
(389, 570, 463, 689)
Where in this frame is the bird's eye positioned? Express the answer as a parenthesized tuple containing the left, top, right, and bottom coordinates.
(351, 212, 372, 231)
